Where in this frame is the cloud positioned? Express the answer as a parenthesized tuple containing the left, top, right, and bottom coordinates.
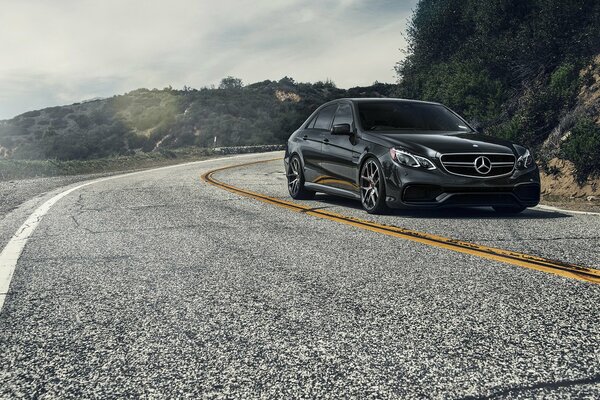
(0, 0, 415, 119)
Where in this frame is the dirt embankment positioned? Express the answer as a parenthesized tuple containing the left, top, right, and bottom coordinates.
(540, 158, 600, 212)
(539, 55, 600, 211)
(541, 158, 599, 199)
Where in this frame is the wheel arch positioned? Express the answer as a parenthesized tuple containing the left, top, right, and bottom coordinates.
(288, 150, 306, 171)
(356, 151, 381, 187)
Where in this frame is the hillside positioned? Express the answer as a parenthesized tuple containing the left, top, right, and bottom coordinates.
(2, 1, 600, 200)
(396, 0, 600, 191)
(0, 79, 395, 161)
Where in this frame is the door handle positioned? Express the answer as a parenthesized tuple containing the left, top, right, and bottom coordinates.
(323, 138, 330, 144)
(302, 135, 309, 140)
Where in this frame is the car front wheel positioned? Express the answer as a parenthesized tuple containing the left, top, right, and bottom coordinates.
(360, 158, 390, 214)
(287, 155, 315, 200)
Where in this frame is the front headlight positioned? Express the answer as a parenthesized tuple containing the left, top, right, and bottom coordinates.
(390, 148, 436, 170)
(517, 149, 534, 169)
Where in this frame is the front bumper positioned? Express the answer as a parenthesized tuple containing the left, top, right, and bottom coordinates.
(383, 161, 541, 209)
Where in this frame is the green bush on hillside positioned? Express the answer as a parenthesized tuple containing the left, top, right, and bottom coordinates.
(419, 61, 505, 123)
(561, 119, 600, 182)
(396, 0, 600, 175)
(487, 62, 582, 146)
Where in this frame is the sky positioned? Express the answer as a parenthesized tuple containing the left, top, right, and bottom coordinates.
(0, 0, 417, 120)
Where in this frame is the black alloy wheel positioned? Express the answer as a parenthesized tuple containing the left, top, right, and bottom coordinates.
(360, 158, 390, 214)
(287, 155, 315, 200)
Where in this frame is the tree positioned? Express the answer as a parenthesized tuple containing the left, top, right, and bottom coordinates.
(219, 76, 243, 90)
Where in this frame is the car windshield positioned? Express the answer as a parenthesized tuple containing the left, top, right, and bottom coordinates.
(357, 102, 472, 132)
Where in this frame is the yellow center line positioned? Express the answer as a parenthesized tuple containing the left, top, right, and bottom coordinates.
(201, 158, 600, 285)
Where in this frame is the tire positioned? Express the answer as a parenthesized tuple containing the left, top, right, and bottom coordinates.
(493, 206, 527, 214)
(287, 155, 315, 200)
(360, 158, 390, 214)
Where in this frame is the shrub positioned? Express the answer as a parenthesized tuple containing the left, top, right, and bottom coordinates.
(549, 62, 580, 102)
(561, 118, 600, 181)
(419, 61, 505, 123)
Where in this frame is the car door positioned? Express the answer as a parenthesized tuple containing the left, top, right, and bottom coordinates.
(319, 102, 360, 193)
(301, 104, 337, 183)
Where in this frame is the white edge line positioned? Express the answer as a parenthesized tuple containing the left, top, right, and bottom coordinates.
(535, 204, 600, 216)
(0, 152, 281, 311)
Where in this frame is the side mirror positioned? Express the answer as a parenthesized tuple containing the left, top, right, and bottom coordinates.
(470, 121, 484, 134)
(331, 123, 352, 135)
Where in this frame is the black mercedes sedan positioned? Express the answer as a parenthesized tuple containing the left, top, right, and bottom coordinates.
(284, 98, 540, 214)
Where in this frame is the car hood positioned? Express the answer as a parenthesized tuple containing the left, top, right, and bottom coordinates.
(363, 131, 517, 157)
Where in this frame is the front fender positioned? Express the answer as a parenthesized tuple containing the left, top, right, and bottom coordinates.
(354, 140, 391, 186)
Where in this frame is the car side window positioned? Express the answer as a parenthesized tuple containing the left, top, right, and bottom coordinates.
(313, 105, 337, 130)
(332, 103, 353, 127)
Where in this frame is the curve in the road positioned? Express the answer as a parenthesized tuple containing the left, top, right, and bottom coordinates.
(0, 153, 266, 312)
(202, 160, 600, 285)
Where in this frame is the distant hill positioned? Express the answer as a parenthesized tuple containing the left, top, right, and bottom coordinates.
(0, 78, 395, 161)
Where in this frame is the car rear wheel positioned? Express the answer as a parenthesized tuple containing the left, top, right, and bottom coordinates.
(360, 158, 390, 214)
(493, 206, 527, 214)
(287, 155, 315, 200)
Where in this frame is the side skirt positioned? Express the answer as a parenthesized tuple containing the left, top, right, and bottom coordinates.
(304, 182, 360, 200)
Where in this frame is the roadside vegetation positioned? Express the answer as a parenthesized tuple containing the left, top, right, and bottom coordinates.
(0, 146, 278, 181)
(395, 0, 600, 181)
(0, 79, 393, 161)
(560, 118, 600, 181)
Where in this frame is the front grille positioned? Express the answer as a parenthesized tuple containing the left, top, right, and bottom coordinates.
(403, 185, 443, 202)
(442, 194, 520, 207)
(443, 186, 514, 194)
(440, 153, 515, 178)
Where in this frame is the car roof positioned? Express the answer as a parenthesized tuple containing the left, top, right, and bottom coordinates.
(339, 98, 441, 105)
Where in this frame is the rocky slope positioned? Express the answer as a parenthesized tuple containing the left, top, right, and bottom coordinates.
(541, 54, 600, 200)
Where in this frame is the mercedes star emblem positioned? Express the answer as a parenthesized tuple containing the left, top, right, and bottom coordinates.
(474, 156, 492, 174)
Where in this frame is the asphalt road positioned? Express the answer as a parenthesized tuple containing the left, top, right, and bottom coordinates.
(0, 151, 599, 399)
